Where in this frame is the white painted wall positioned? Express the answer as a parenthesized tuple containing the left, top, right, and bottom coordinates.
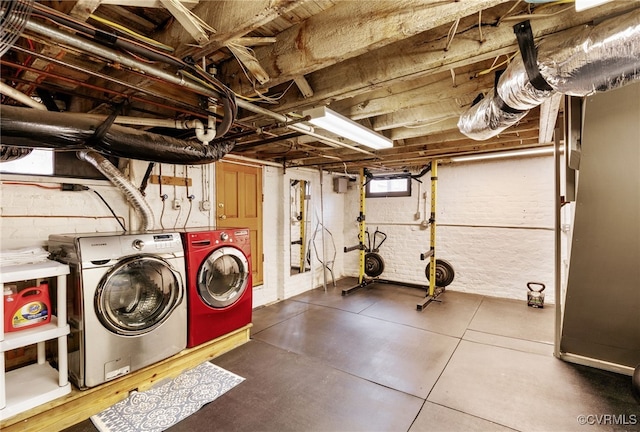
(0, 160, 347, 309)
(1, 161, 214, 248)
(280, 168, 346, 300)
(343, 155, 556, 303)
(1, 153, 555, 306)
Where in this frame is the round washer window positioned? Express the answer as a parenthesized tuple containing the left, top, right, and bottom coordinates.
(197, 247, 250, 308)
(95, 255, 183, 336)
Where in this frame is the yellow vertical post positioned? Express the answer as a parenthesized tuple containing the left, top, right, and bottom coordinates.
(358, 168, 366, 284)
(428, 160, 438, 296)
(299, 180, 307, 272)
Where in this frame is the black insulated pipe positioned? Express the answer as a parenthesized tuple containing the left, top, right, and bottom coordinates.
(0, 105, 235, 165)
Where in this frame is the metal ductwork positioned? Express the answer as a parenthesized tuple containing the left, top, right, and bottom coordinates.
(77, 150, 155, 232)
(0, 106, 235, 165)
(458, 8, 640, 140)
(0, 0, 34, 57)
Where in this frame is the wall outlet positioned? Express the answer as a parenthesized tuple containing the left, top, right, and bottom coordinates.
(172, 199, 181, 210)
(200, 200, 211, 211)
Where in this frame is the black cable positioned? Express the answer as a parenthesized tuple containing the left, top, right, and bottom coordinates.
(91, 188, 126, 232)
(32, 3, 238, 138)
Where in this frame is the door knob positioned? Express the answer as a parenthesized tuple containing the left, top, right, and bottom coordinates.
(219, 214, 227, 220)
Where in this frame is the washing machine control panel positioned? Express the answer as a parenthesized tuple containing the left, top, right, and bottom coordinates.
(220, 232, 229, 242)
(132, 239, 145, 250)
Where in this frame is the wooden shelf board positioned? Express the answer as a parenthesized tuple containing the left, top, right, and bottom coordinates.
(0, 325, 251, 432)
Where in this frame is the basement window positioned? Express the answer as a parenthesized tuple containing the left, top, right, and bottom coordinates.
(0, 149, 54, 175)
(365, 178, 411, 198)
(0, 150, 116, 179)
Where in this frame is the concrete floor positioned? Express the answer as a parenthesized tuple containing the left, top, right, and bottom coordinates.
(66, 278, 639, 431)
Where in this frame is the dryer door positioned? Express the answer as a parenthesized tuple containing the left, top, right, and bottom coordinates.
(95, 255, 183, 336)
(198, 247, 250, 308)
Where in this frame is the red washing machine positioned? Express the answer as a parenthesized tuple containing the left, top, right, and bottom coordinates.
(182, 228, 252, 348)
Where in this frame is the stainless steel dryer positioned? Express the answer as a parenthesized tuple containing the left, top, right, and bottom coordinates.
(48, 232, 187, 389)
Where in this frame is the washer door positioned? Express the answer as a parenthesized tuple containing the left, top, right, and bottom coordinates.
(95, 255, 183, 336)
(198, 247, 250, 308)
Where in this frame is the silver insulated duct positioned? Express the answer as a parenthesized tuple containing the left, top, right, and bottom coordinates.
(77, 150, 155, 232)
(459, 8, 640, 140)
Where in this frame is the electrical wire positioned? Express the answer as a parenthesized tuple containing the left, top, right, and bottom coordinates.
(89, 188, 127, 232)
(227, 41, 297, 104)
(160, 199, 167, 230)
(183, 200, 193, 230)
(159, 163, 167, 229)
(173, 206, 182, 229)
(1, 181, 61, 189)
(445, 17, 460, 51)
(29, 2, 238, 136)
(88, 13, 175, 52)
(477, 53, 517, 76)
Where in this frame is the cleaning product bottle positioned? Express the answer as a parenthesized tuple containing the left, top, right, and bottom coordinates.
(4, 283, 51, 332)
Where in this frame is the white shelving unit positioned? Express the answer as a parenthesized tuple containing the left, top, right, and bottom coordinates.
(0, 261, 71, 421)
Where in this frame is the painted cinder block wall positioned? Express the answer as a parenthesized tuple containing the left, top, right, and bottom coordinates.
(343, 155, 556, 303)
(1, 154, 555, 307)
(0, 161, 345, 309)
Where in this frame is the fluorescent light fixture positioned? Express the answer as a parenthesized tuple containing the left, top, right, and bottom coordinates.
(303, 106, 393, 150)
(575, 0, 613, 12)
(450, 147, 558, 163)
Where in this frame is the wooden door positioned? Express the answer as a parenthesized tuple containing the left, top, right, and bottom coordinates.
(215, 162, 263, 285)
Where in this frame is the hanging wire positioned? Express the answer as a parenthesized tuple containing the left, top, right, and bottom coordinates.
(183, 165, 194, 229)
(444, 17, 460, 51)
(477, 53, 516, 76)
(89, 188, 127, 232)
(159, 163, 167, 230)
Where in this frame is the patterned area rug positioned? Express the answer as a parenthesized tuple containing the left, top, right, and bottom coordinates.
(91, 362, 244, 432)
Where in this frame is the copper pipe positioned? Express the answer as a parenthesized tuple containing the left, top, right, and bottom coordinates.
(10, 44, 214, 119)
(1, 59, 204, 119)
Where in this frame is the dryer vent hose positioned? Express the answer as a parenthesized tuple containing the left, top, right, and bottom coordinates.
(77, 150, 155, 232)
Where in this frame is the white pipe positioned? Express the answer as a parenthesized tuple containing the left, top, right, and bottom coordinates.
(192, 105, 216, 145)
(89, 114, 217, 144)
(0, 82, 47, 110)
(222, 153, 282, 168)
(109, 116, 184, 128)
(23, 18, 374, 157)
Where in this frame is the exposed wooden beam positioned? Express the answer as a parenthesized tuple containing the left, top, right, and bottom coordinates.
(294, 76, 314, 99)
(70, 0, 103, 20)
(226, 43, 270, 85)
(334, 69, 495, 121)
(539, 93, 563, 144)
(245, 2, 637, 118)
(390, 117, 461, 140)
(222, 0, 508, 93)
(159, 0, 214, 45)
(98, 0, 198, 7)
(233, 37, 277, 46)
(171, 0, 310, 59)
(373, 100, 465, 131)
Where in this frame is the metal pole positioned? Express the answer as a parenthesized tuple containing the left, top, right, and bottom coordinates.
(319, 168, 327, 292)
(299, 180, 307, 272)
(428, 160, 438, 297)
(358, 168, 367, 285)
